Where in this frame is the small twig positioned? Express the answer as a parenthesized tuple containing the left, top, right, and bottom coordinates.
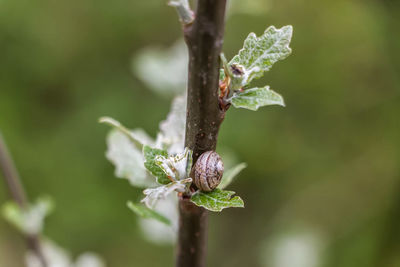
(0, 133, 27, 207)
(169, 0, 194, 25)
(0, 131, 48, 267)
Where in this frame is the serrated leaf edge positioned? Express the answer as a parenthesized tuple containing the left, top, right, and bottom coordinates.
(190, 190, 244, 212)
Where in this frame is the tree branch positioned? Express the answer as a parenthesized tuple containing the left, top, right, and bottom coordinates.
(0, 133, 27, 207)
(176, 1, 227, 266)
(0, 132, 48, 267)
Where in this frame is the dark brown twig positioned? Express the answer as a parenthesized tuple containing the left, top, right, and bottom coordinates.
(175, 1, 228, 266)
(0, 132, 48, 267)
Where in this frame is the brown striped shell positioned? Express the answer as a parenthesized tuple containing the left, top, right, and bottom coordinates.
(194, 151, 224, 192)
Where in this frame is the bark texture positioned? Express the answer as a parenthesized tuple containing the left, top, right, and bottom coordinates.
(176, 1, 227, 267)
(183, 0, 227, 160)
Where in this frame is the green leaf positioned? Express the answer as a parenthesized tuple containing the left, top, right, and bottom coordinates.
(127, 201, 171, 226)
(101, 117, 160, 188)
(190, 189, 244, 212)
(143, 145, 170, 184)
(230, 86, 285, 111)
(229, 25, 293, 88)
(141, 178, 192, 208)
(2, 202, 24, 233)
(218, 162, 247, 189)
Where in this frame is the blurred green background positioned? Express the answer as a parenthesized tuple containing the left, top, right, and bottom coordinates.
(1, 0, 399, 266)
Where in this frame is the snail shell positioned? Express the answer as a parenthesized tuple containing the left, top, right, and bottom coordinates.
(194, 151, 224, 192)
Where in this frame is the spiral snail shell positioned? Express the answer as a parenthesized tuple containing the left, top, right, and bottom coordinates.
(193, 151, 224, 192)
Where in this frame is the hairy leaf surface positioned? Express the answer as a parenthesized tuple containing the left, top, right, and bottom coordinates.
(230, 25, 293, 88)
(191, 189, 244, 212)
(106, 130, 155, 187)
(155, 147, 192, 181)
(157, 94, 186, 155)
(141, 178, 192, 208)
(230, 86, 285, 111)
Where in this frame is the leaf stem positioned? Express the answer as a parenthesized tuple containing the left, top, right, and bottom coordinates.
(99, 116, 143, 148)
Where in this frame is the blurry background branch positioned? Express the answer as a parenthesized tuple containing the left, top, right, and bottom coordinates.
(0, 132, 48, 267)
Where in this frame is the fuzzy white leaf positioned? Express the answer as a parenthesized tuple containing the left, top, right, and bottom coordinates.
(101, 96, 187, 188)
(157, 94, 187, 155)
(155, 147, 192, 181)
(138, 194, 178, 244)
(141, 178, 192, 208)
(133, 40, 187, 96)
(106, 130, 155, 188)
(229, 25, 293, 88)
(100, 117, 143, 148)
(127, 201, 171, 226)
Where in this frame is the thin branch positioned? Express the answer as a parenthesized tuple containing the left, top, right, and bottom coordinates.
(169, 0, 195, 25)
(176, 1, 228, 267)
(0, 133, 27, 207)
(0, 132, 48, 267)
